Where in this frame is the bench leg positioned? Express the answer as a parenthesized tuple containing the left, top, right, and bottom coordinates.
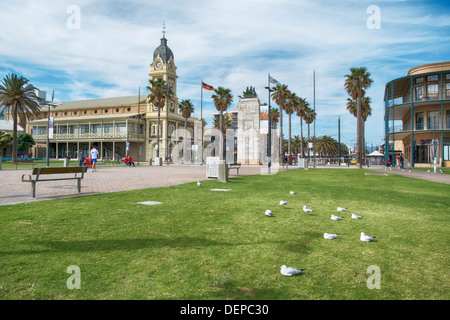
(31, 181, 36, 198)
(77, 179, 81, 193)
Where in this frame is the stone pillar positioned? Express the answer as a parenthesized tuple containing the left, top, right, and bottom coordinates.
(236, 97, 261, 165)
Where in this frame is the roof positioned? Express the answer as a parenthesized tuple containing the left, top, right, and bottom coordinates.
(0, 120, 24, 132)
(153, 37, 174, 63)
(42, 95, 146, 111)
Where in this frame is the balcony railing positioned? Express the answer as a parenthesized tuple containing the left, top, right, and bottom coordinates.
(33, 132, 145, 141)
(388, 122, 450, 133)
(387, 92, 449, 107)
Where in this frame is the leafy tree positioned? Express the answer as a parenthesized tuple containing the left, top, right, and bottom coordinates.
(294, 97, 309, 158)
(0, 73, 40, 161)
(17, 133, 35, 155)
(0, 131, 13, 157)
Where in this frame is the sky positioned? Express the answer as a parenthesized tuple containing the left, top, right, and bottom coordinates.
(1, 0, 449, 149)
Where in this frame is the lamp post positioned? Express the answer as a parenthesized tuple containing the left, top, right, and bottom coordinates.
(46, 101, 57, 167)
(265, 86, 273, 174)
(433, 115, 437, 172)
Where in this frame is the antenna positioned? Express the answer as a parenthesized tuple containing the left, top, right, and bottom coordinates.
(162, 21, 166, 38)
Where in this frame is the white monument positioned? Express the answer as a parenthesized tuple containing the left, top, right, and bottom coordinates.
(236, 94, 261, 165)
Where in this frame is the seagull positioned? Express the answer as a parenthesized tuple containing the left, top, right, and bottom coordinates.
(303, 206, 313, 213)
(351, 213, 363, 219)
(280, 265, 304, 276)
(360, 232, 375, 242)
(324, 233, 339, 240)
(290, 191, 296, 195)
(427, 170, 430, 173)
(280, 200, 288, 207)
(331, 215, 342, 221)
(197, 181, 203, 187)
(337, 207, 346, 211)
(439, 170, 443, 174)
(265, 210, 274, 217)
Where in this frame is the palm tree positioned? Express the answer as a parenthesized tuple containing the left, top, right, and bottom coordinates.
(178, 99, 194, 162)
(213, 113, 232, 134)
(344, 67, 373, 168)
(347, 96, 372, 157)
(315, 135, 338, 158)
(147, 77, 168, 159)
(0, 74, 40, 162)
(285, 90, 298, 163)
(271, 84, 289, 162)
(304, 107, 316, 160)
(270, 107, 279, 130)
(295, 97, 309, 158)
(211, 87, 233, 160)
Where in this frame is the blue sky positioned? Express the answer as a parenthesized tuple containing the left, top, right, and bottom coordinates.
(1, 0, 449, 148)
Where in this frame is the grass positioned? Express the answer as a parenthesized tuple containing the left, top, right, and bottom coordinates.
(0, 169, 448, 300)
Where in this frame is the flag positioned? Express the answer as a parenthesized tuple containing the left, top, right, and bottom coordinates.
(168, 86, 174, 95)
(269, 75, 279, 85)
(202, 82, 214, 90)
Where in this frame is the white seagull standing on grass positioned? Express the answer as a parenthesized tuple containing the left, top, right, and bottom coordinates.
(324, 233, 339, 239)
(280, 265, 304, 276)
(331, 215, 342, 221)
(360, 232, 375, 242)
(337, 207, 347, 211)
(265, 210, 274, 217)
(303, 206, 313, 213)
(197, 181, 203, 187)
(280, 200, 288, 207)
(290, 191, 296, 195)
(351, 213, 363, 219)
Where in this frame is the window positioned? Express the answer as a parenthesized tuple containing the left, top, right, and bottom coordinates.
(74, 111, 77, 115)
(115, 123, 126, 133)
(105, 109, 108, 113)
(414, 139, 439, 163)
(446, 74, 450, 80)
(80, 124, 89, 134)
(58, 126, 67, 134)
(446, 83, 450, 99)
(127, 107, 131, 112)
(427, 74, 438, 82)
(427, 84, 439, 100)
(415, 112, 424, 130)
(94, 110, 98, 114)
(68, 125, 78, 134)
(415, 86, 423, 101)
(427, 111, 439, 130)
(446, 110, 450, 130)
(444, 137, 450, 161)
(91, 124, 101, 134)
(103, 123, 113, 133)
(415, 77, 423, 84)
(116, 108, 119, 113)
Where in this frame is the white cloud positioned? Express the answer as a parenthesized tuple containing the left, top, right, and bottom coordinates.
(0, 0, 449, 146)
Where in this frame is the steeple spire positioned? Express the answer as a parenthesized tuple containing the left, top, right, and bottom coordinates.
(162, 21, 166, 38)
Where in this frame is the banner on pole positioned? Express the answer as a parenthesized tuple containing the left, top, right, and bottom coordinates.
(260, 105, 269, 134)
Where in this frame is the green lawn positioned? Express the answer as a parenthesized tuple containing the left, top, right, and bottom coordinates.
(0, 169, 448, 300)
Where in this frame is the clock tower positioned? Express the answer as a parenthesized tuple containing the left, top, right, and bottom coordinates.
(147, 28, 183, 163)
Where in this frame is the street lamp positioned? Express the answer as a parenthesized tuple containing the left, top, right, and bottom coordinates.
(46, 102, 58, 167)
(265, 86, 273, 174)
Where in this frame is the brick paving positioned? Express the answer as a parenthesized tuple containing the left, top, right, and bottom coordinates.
(0, 164, 448, 206)
(0, 164, 262, 206)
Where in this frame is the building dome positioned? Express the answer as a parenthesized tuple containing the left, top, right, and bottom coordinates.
(153, 37, 174, 63)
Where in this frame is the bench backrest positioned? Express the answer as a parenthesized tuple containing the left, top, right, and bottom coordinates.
(14, 160, 34, 163)
(31, 167, 86, 175)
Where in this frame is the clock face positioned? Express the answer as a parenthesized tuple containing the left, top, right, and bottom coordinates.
(156, 61, 162, 69)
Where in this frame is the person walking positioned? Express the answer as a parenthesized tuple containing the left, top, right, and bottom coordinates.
(90, 145, 99, 172)
(79, 150, 85, 167)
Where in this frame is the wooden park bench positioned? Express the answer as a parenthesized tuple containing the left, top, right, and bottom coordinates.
(228, 163, 241, 175)
(21, 167, 87, 198)
(13, 159, 37, 170)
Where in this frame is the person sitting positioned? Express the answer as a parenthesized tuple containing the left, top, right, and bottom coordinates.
(128, 156, 135, 167)
(123, 156, 129, 166)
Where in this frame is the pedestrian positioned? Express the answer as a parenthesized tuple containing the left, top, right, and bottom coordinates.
(79, 150, 85, 167)
(90, 145, 99, 172)
(386, 157, 391, 168)
(400, 153, 404, 169)
(115, 153, 120, 164)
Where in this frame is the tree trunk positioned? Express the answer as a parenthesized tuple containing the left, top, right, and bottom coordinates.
(279, 107, 283, 163)
(288, 114, 292, 164)
(157, 105, 160, 158)
(300, 117, 304, 158)
(12, 107, 18, 162)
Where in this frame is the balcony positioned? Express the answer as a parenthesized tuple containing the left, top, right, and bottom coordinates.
(33, 132, 145, 141)
(388, 122, 450, 133)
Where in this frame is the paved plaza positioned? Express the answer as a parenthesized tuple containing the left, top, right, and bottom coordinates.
(0, 164, 448, 206)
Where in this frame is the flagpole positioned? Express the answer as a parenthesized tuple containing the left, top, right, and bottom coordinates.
(201, 80, 203, 165)
(137, 86, 140, 165)
(313, 70, 316, 168)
